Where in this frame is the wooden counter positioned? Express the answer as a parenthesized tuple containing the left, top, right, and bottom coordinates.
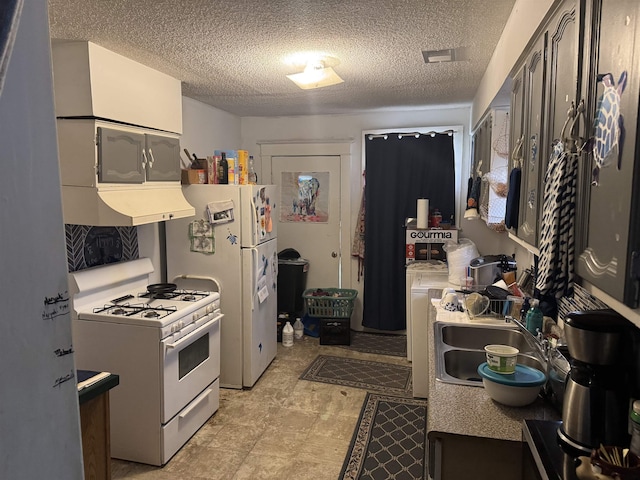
(77, 371, 119, 480)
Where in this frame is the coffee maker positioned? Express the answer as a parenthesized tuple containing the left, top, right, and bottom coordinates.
(558, 309, 639, 453)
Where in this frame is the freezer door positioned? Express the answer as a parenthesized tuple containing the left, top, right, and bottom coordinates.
(240, 185, 278, 247)
(241, 238, 278, 387)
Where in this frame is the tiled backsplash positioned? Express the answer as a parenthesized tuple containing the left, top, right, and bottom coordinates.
(557, 283, 609, 320)
(65, 225, 139, 272)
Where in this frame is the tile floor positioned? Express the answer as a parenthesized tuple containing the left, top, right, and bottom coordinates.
(111, 334, 410, 480)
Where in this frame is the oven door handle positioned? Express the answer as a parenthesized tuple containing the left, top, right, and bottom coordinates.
(164, 312, 223, 351)
(178, 387, 213, 420)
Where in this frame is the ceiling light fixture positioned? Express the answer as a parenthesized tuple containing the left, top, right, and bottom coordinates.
(286, 58, 344, 90)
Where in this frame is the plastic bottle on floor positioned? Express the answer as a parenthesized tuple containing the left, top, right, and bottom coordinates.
(282, 321, 294, 347)
(293, 317, 304, 340)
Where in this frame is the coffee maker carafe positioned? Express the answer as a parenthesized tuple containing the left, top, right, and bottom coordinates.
(558, 309, 637, 453)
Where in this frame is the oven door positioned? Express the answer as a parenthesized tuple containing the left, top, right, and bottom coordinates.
(161, 310, 222, 423)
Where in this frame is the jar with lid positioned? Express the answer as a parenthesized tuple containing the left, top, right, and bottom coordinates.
(430, 209, 442, 228)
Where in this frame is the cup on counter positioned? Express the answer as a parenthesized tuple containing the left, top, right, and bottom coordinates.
(460, 276, 474, 290)
(440, 289, 461, 312)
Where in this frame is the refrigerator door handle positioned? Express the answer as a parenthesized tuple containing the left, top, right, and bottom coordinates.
(250, 196, 257, 246)
(251, 247, 258, 311)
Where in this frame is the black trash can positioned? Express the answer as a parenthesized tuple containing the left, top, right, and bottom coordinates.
(277, 248, 309, 317)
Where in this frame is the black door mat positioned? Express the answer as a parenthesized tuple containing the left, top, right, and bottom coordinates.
(340, 393, 428, 479)
(300, 355, 412, 397)
(339, 331, 407, 357)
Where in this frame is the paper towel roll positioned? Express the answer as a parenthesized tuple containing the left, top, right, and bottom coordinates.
(417, 198, 429, 229)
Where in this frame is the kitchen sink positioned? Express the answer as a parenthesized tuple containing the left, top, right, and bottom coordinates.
(442, 349, 545, 384)
(434, 322, 547, 387)
(440, 324, 531, 351)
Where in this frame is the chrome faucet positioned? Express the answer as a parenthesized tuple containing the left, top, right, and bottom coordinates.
(505, 315, 550, 362)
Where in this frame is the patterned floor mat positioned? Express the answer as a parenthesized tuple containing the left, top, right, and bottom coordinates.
(299, 355, 412, 397)
(340, 331, 407, 357)
(340, 393, 428, 480)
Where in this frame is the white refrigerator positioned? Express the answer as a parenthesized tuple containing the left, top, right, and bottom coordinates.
(166, 184, 278, 388)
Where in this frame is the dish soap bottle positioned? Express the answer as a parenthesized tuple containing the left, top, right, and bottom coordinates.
(282, 321, 294, 347)
(525, 299, 543, 335)
(293, 317, 304, 340)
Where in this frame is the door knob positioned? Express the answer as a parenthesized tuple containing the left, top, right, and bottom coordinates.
(331, 252, 338, 258)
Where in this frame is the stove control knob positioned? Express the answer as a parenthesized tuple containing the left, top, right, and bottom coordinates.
(178, 320, 184, 329)
(193, 312, 198, 322)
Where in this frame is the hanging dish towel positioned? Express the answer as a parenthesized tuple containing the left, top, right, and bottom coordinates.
(464, 176, 482, 220)
(536, 140, 578, 298)
(352, 185, 366, 281)
(504, 167, 521, 229)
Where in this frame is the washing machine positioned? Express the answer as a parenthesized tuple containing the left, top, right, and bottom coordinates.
(405, 260, 449, 398)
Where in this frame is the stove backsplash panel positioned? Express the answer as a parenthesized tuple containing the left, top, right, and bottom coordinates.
(65, 225, 139, 272)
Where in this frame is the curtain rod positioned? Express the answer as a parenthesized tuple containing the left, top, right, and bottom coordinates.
(367, 129, 456, 140)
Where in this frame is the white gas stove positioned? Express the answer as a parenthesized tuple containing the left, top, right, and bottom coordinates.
(69, 258, 223, 466)
(76, 288, 220, 339)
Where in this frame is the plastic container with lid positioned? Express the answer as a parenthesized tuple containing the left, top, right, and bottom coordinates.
(631, 400, 640, 456)
(478, 362, 546, 407)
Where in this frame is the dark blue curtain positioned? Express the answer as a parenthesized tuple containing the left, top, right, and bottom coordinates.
(363, 133, 455, 330)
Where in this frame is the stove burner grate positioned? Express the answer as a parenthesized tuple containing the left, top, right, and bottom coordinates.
(138, 289, 210, 302)
(93, 303, 178, 319)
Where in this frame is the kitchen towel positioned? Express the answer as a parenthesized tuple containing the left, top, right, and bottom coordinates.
(505, 166, 521, 229)
(536, 140, 577, 298)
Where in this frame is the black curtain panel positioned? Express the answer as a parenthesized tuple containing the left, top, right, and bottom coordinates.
(363, 133, 455, 330)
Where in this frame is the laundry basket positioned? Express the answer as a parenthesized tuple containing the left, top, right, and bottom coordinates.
(302, 288, 357, 319)
(302, 288, 357, 345)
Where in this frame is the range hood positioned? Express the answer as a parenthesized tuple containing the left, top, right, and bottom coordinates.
(51, 42, 192, 227)
(61, 185, 195, 226)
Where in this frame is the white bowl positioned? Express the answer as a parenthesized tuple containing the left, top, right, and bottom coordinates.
(478, 362, 546, 407)
(481, 378, 542, 407)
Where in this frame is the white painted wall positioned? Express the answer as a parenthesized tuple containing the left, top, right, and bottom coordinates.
(472, 0, 556, 127)
(138, 97, 242, 284)
(181, 97, 241, 161)
(0, 1, 83, 477)
(240, 105, 523, 327)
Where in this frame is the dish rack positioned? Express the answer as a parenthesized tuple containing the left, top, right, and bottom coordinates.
(462, 289, 524, 321)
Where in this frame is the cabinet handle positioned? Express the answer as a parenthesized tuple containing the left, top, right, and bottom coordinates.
(142, 149, 148, 168)
(569, 99, 586, 152)
(148, 148, 155, 168)
(560, 101, 576, 144)
(511, 135, 524, 168)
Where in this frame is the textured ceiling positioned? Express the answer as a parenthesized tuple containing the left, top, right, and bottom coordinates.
(47, 0, 516, 117)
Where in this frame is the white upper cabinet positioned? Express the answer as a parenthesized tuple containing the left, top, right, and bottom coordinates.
(51, 41, 182, 134)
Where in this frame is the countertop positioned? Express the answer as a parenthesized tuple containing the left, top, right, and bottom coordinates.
(427, 300, 560, 442)
(77, 370, 119, 405)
